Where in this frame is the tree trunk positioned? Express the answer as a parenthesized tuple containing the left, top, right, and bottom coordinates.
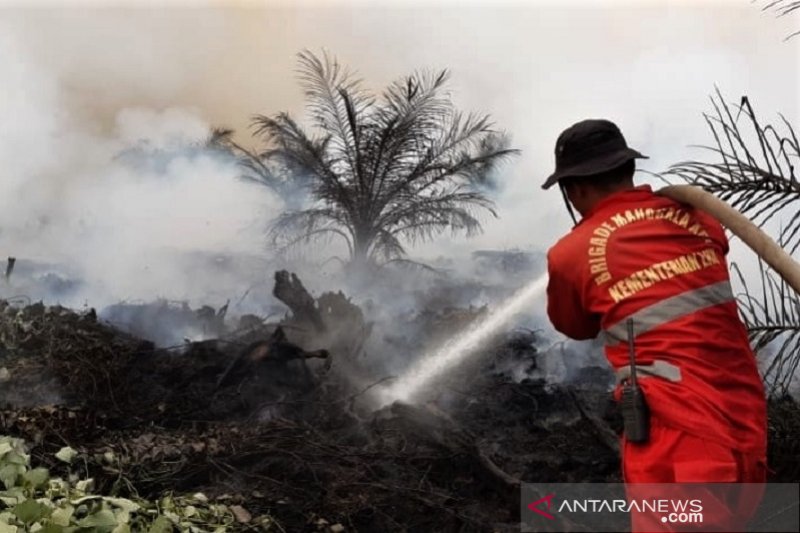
(348, 232, 378, 283)
(351, 231, 372, 266)
(272, 270, 326, 333)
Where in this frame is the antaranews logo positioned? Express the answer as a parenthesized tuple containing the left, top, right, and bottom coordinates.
(527, 493, 555, 520)
(522, 482, 799, 533)
(525, 491, 705, 530)
(527, 494, 703, 520)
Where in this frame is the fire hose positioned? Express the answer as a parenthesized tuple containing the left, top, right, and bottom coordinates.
(657, 184, 800, 295)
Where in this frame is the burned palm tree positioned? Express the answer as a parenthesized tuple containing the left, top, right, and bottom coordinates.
(665, 90, 800, 395)
(248, 50, 517, 267)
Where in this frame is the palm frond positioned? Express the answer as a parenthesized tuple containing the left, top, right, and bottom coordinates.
(366, 70, 460, 209)
(664, 89, 800, 253)
(205, 126, 286, 193)
(732, 262, 800, 396)
(268, 208, 353, 257)
(381, 257, 440, 273)
(368, 229, 407, 261)
(252, 113, 355, 211)
(381, 187, 496, 243)
(296, 50, 373, 183)
(206, 127, 235, 148)
(756, 0, 800, 39)
(372, 112, 517, 220)
(760, 0, 800, 16)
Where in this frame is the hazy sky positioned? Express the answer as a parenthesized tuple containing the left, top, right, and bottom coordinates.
(0, 0, 798, 303)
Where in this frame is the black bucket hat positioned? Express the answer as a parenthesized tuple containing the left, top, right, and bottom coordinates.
(541, 119, 648, 190)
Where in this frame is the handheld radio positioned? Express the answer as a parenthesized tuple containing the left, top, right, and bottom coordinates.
(620, 318, 650, 443)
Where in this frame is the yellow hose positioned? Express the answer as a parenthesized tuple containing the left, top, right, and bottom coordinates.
(656, 184, 800, 296)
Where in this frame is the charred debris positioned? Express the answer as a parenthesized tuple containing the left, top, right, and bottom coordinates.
(0, 269, 797, 532)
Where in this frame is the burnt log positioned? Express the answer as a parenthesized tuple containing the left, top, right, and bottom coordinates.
(272, 270, 325, 333)
(217, 326, 330, 389)
(216, 326, 328, 389)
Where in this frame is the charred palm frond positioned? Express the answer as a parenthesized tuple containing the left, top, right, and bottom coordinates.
(250, 50, 518, 264)
(665, 90, 800, 254)
(733, 262, 800, 396)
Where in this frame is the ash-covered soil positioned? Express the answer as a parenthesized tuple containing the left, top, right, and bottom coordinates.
(0, 272, 797, 532)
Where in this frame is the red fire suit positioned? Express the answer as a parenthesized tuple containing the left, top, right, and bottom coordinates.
(546, 185, 767, 527)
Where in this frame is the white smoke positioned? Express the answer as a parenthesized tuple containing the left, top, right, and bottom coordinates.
(0, 26, 282, 309)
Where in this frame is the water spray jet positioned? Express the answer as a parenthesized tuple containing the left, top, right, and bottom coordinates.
(373, 272, 549, 408)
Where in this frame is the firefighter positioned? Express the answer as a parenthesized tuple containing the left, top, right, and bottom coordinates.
(542, 119, 767, 531)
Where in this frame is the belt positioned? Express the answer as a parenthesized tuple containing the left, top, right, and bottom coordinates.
(615, 360, 682, 385)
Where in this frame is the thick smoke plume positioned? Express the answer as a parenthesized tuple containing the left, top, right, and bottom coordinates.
(0, 27, 283, 313)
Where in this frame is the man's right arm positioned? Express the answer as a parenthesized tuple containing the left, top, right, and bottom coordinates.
(546, 247, 600, 340)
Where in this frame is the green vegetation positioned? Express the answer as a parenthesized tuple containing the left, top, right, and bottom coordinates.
(0, 436, 272, 533)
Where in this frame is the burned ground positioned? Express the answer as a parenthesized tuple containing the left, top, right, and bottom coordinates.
(0, 273, 798, 532)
